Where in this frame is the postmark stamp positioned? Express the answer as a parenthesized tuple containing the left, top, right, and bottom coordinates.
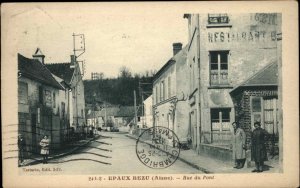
(135, 126, 180, 169)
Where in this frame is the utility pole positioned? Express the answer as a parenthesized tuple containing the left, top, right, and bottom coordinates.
(134, 90, 137, 129)
(72, 33, 85, 129)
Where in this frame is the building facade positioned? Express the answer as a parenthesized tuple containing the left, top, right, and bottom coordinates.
(230, 62, 279, 157)
(46, 55, 86, 131)
(184, 13, 281, 160)
(18, 51, 68, 156)
(142, 95, 153, 128)
(153, 43, 190, 146)
(86, 106, 142, 129)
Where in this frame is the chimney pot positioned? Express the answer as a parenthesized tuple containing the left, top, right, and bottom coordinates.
(32, 48, 45, 64)
(70, 55, 76, 68)
(173, 43, 182, 56)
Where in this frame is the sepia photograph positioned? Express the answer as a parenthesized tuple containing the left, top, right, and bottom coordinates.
(1, 2, 299, 188)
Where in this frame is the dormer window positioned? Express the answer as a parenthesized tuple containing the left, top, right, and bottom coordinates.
(208, 14, 229, 24)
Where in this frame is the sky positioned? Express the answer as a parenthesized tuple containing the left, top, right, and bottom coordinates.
(7, 3, 188, 79)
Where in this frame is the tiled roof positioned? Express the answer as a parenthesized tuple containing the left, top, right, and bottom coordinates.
(18, 54, 64, 89)
(231, 61, 278, 93)
(45, 63, 74, 84)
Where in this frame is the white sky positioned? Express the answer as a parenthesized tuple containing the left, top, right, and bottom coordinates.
(7, 3, 188, 79)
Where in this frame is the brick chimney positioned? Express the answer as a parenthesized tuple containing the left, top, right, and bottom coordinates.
(173, 43, 182, 56)
(70, 55, 76, 68)
(32, 48, 45, 64)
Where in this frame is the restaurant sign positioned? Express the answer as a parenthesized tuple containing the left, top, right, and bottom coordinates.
(208, 30, 277, 43)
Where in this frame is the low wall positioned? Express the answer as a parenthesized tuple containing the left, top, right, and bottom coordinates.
(199, 144, 232, 162)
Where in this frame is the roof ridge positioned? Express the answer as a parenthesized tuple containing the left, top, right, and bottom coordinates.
(46, 62, 70, 65)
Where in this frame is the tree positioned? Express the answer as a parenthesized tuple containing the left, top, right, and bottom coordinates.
(119, 66, 132, 78)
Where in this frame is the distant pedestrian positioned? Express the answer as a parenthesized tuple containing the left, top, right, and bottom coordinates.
(18, 134, 26, 166)
(40, 135, 50, 164)
(89, 126, 93, 137)
(231, 122, 246, 169)
(84, 125, 88, 139)
(251, 122, 268, 173)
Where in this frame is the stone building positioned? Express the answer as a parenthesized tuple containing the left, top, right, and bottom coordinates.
(46, 55, 86, 132)
(18, 50, 68, 156)
(230, 62, 279, 156)
(152, 43, 190, 146)
(183, 13, 281, 161)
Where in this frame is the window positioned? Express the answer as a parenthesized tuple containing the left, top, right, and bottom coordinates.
(39, 86, 43, 104)
(156, 86, 159, 103)
(211, 108, 231, 144)
(44, 90, 52, 107)
(18, 82, 28, 104)
(53, 92, 56, 108)
(208, 14, 229, 24)
(61, 102, 65, 117)
(263, 97, 279, 135)
(210, 51, 229, 86)
(160, 81, 165, 101)
(251, 97, 262, 130)
(168, 76, 171, 98)
(81, 109, 84, 118)
(251, 96, 279, 135)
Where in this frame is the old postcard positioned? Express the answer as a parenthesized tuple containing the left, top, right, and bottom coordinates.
(1, 2, 299, 188)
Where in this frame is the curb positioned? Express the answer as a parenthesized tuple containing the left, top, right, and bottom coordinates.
(24, 135, 101, 166)
(125, 134, 212, 173)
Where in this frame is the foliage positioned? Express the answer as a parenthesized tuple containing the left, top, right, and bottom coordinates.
(84, 67, 154, 106)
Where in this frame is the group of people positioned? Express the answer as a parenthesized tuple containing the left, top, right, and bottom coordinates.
(18, 121, 269, 172)
(18, 134, 50, 166)
(232, 121, 269, 173)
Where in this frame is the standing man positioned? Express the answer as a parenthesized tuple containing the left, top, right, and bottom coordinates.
(251, 122, 268, 173)
(18, 134, 26, 166)
(232, 122, 247, 169)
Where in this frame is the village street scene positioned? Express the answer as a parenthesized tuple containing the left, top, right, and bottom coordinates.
(3, 11, 283, 174)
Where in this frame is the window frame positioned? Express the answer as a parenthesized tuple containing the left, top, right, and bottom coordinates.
(250, 96, 263, 131)
(53, 92, 56, 108)
(18, 82, 28, 104)
(209, 50, 230, 86)
(44, 89, 52, 107)
(210, 108, 232, 145)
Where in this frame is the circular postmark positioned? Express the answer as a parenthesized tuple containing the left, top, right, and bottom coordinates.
(135, 126, 180, 169)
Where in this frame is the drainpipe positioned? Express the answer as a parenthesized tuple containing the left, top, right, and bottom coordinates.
(196, 14, 202, 148)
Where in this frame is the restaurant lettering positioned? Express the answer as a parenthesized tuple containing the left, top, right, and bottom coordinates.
(254, 13, 277, 25)
(208, 31, 277, 43)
